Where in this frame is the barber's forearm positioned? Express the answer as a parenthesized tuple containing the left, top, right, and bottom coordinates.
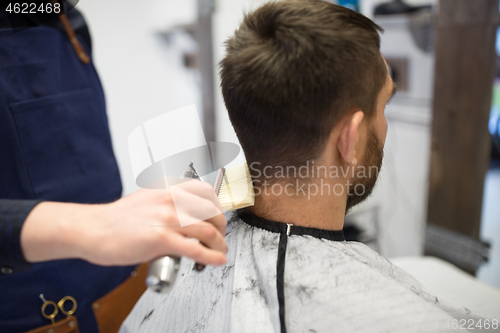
(20, 201, 100, 263)
(20, 187, 228, 267)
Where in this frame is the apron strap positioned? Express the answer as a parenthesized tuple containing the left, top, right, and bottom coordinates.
(53, 0, 90, 64)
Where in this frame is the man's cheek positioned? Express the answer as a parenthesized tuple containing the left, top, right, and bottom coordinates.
(382, 118, 388, 143)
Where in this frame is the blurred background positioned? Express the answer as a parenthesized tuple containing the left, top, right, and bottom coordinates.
(76, 0, 500, 317)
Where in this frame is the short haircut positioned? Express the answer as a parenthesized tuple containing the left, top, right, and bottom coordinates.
(220, 0, 387, 182)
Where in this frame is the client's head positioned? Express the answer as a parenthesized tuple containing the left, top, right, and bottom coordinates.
(220, 0, 396, 218)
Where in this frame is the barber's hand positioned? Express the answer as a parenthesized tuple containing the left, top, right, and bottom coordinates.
(21, 181, 227, 267)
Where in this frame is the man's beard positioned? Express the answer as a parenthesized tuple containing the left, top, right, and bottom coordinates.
(345, 128, 384, 213)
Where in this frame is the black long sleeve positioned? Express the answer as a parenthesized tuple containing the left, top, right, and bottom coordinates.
(0, 200, 42, 276)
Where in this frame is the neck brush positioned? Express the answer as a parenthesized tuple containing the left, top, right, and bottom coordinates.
(214, 163, 255, 212)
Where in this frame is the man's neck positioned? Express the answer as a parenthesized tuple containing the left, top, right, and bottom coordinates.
(248, 179, 346, 231)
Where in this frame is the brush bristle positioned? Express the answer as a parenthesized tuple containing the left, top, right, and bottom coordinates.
(217, 163, 255, 212)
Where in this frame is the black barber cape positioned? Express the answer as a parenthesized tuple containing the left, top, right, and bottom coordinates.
(0, 8, 134, 332)
(121, 210, 488, 333)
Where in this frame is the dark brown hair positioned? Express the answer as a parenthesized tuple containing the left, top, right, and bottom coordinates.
(220, 0, 387, 181)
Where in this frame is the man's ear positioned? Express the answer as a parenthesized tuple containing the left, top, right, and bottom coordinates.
(337, 111, 364, 165)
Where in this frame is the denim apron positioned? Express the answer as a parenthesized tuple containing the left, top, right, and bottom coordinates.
(0, 9, 134, 332)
